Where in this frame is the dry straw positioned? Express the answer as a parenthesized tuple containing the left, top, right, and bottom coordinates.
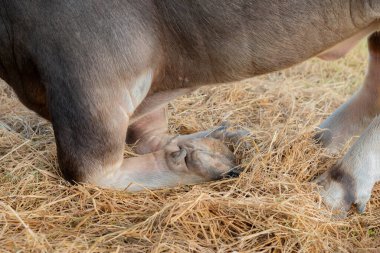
(0, 43, 379, 252)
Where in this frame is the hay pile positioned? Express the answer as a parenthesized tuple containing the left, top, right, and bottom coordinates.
(0, 43, 379, 252)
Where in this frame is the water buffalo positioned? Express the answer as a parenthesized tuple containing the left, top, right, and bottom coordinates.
(0, 1, 379, 213)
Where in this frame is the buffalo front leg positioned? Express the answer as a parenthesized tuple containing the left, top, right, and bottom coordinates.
(316, 115, 380, 214)
(316, 32, 380, 153)
(49, 86, 237, 191)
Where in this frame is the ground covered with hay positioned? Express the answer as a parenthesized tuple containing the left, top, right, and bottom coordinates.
(0, 44, 379, 252)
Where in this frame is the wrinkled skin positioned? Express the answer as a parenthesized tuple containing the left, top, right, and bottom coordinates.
(0, 1, 380, 214)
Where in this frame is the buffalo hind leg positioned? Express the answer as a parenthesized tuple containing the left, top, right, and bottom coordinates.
(316, 115, 380, 214)
(316, 32, 380, 153)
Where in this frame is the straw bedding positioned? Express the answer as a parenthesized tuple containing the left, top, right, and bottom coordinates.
(0, 43, 379, 252)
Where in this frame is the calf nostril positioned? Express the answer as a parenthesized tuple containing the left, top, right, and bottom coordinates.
(170, 148, 187, 162)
